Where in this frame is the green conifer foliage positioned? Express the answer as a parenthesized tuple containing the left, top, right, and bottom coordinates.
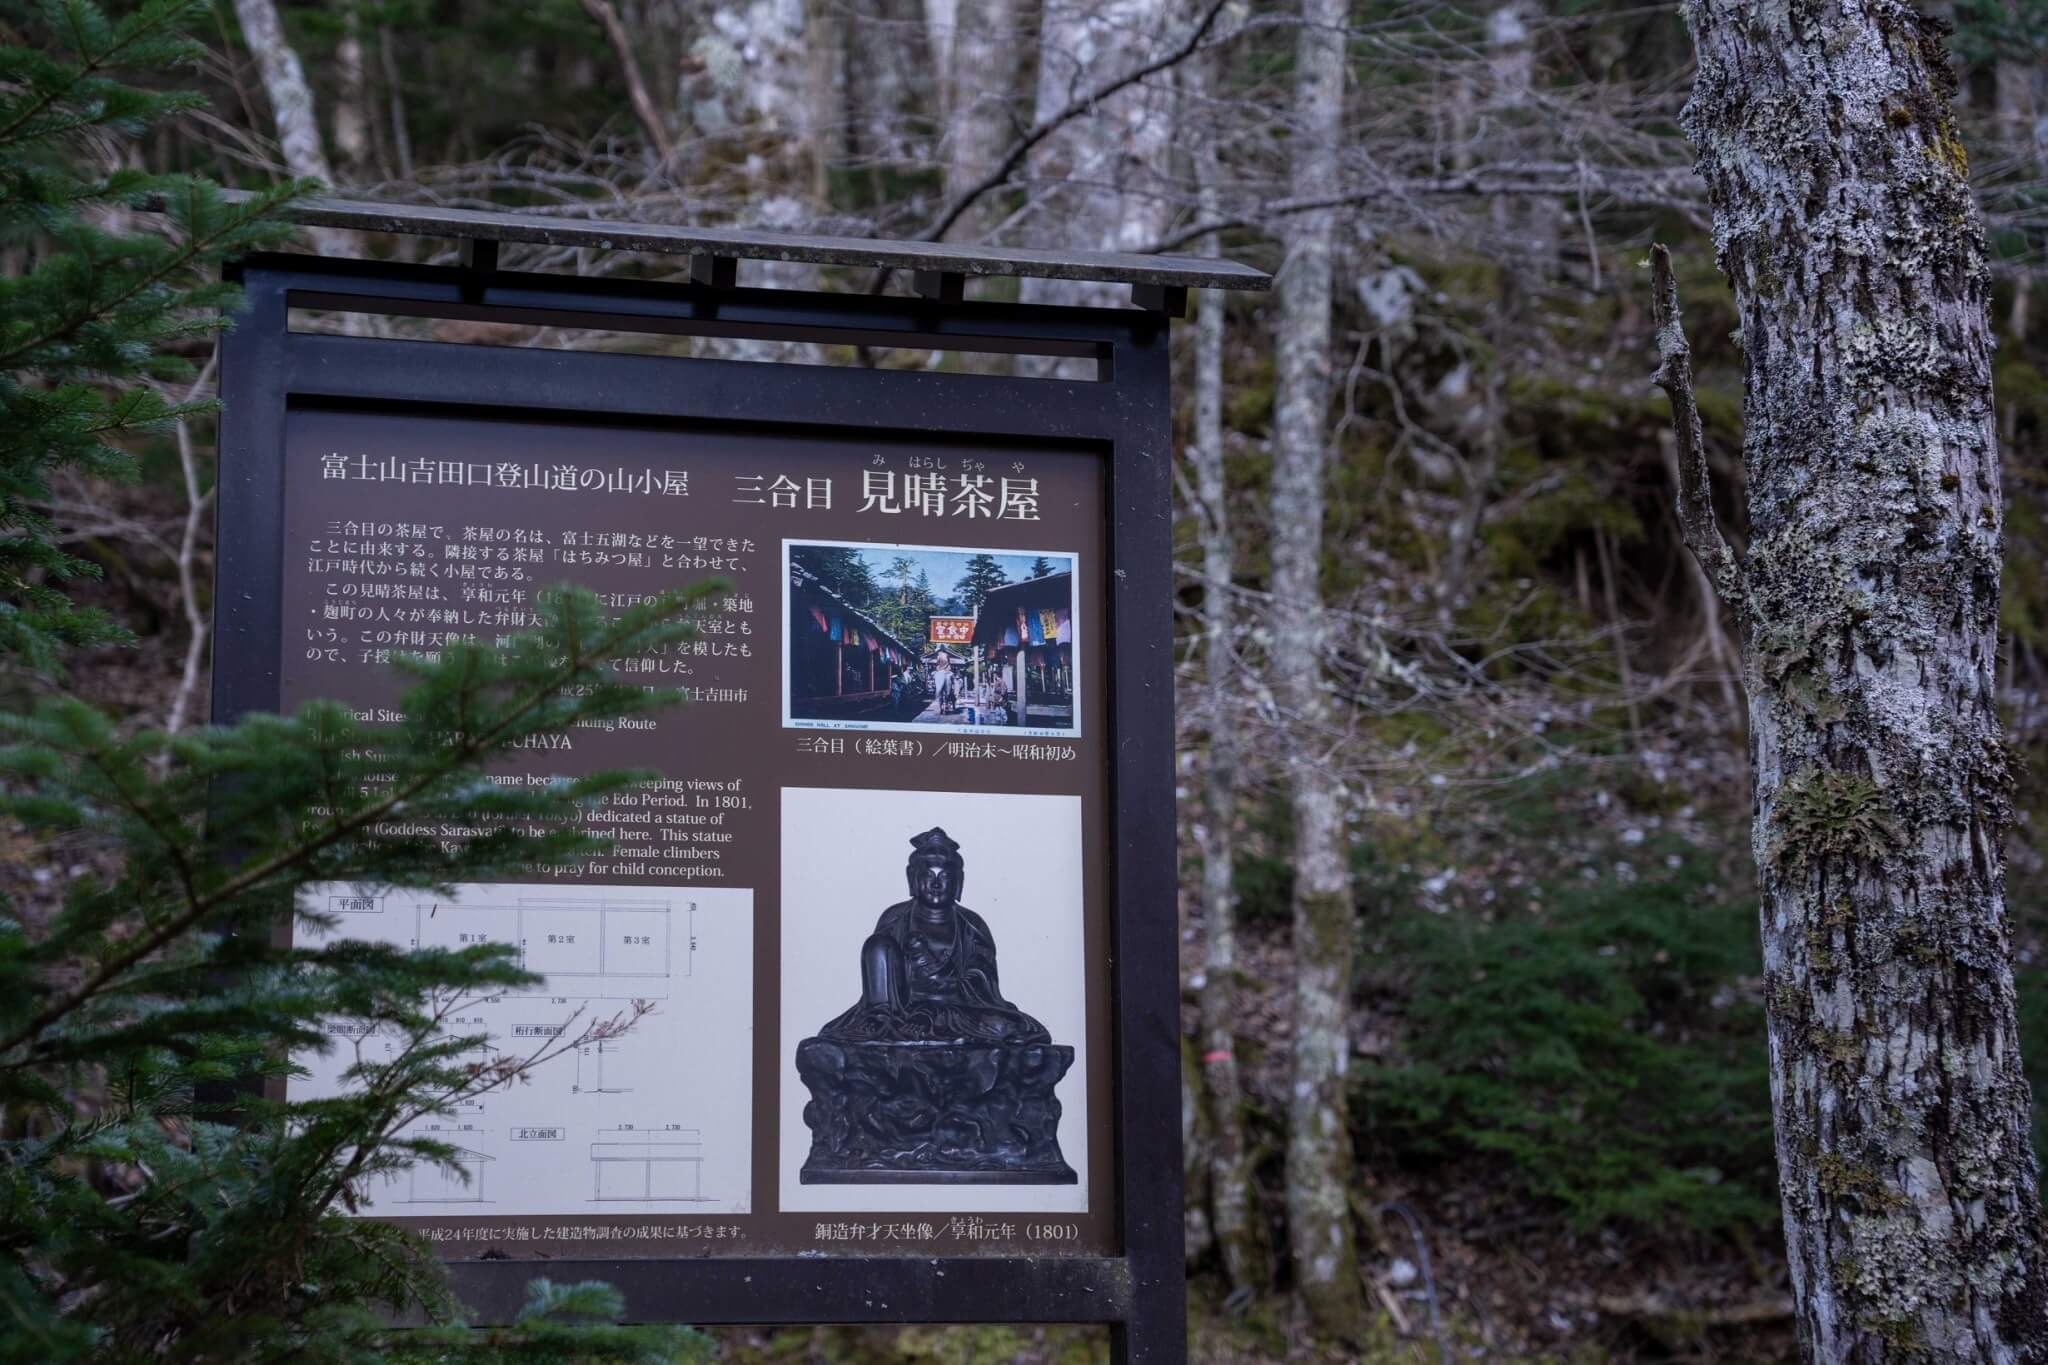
(0, 0, 302, 668)
(2, 588, 718, 1362)
(0, 5, 711, 1359)
(952, 553, 1008, 613)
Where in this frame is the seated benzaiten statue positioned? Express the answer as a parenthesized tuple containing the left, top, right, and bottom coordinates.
(796, 827, 1077, 1184)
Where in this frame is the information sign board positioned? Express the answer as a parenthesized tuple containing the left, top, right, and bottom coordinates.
(927, 614, 976, 646)
(214, 250, 1190, 1361)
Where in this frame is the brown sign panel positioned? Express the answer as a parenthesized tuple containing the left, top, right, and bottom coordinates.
(215, 253, 1191, 1362)
(281, 406, 1114, 1258)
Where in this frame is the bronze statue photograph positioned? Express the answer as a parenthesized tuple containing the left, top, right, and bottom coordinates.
(795, 826, 1076, 1184)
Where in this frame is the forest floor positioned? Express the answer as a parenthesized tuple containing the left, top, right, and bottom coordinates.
(1162, 928, 1798, 1364)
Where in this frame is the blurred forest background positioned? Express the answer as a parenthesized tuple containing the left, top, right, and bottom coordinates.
(18, 0, 2048, 1359)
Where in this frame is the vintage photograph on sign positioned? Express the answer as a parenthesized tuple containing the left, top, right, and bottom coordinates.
(292, 882, 755, 1218)
(782, 540, 1081, 738)
(779, 786, 1088, 1214)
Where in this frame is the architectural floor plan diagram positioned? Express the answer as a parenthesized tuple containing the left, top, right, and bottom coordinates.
(293, 882, 752, 1217)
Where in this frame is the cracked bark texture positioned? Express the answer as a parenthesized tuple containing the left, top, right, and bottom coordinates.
(1272, 0, 1366, 1336)
(1676, 1, 2047, 1357)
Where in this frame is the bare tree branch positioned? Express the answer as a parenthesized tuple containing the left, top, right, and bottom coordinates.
(1649, 243, 1742, 605)
(165, 353, 219, 737)
(579, 0, 674, 167)
(1137, 165, 1707, 255)
(912, 0, 1233, 246)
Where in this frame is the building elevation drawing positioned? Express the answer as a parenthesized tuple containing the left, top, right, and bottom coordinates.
(292, 882, 754, 1217)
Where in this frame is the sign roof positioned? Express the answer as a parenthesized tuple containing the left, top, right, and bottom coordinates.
(223, 192, 1270, 293)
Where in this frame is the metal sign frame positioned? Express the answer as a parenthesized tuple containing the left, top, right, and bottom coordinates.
(214, 251, 1191, 1362)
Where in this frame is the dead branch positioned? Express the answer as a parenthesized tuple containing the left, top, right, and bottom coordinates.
(1649, 243, 1743, 605)
(1139, 165, 1707, 255)
(578, 0, 674, 167)
(1657, 428, 1743, 723)
(166, 354, 219, 736)
(1596, 1294, 1795, 1328)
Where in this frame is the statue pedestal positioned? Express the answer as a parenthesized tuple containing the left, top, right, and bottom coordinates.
(796, 1037, 1077, 1184)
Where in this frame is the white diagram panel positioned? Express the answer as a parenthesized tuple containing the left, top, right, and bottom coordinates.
(592, 1128, 707, 1202)
(292, 881, 753, 1217)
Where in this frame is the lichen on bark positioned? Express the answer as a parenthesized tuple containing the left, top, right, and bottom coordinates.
(1670, 0, 2048, 1357)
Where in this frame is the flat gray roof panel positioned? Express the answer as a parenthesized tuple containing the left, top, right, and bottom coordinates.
(232, 193, 1270, 292)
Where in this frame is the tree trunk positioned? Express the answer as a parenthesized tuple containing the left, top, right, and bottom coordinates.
(1483, 1, 1560, 280)
(1996, 0, 2040, 164)
(1441, 3, 1540, 613)
(1188, 42, 1268, 1293)
(331, 13, 371, 182)
(1271, 0, 1366, 1337)
(846, 0, 933, 167)
(929, 0, 1020, 373)
(377, 26, 413, 183)
(579, 0, 674, 166)
(923, 0, 961, 122)
(1182, 1035, 1216, 1267)
(804, 0, 848, 204)
(935, 0, 1019, 245)
(232, 0, 333, 183)
(1019, 0, 1178, 316)
(1674, 3, 2048, 1357)
(231, 0, 357, 259)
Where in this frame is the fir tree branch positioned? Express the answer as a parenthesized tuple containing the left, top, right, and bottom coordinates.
(307, 997, 648, 1218)
(0, 592, 702, 1063)
(78, 734, 204, 914)
(0, 0, 205, 149)
(0, 181, 297, 373)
